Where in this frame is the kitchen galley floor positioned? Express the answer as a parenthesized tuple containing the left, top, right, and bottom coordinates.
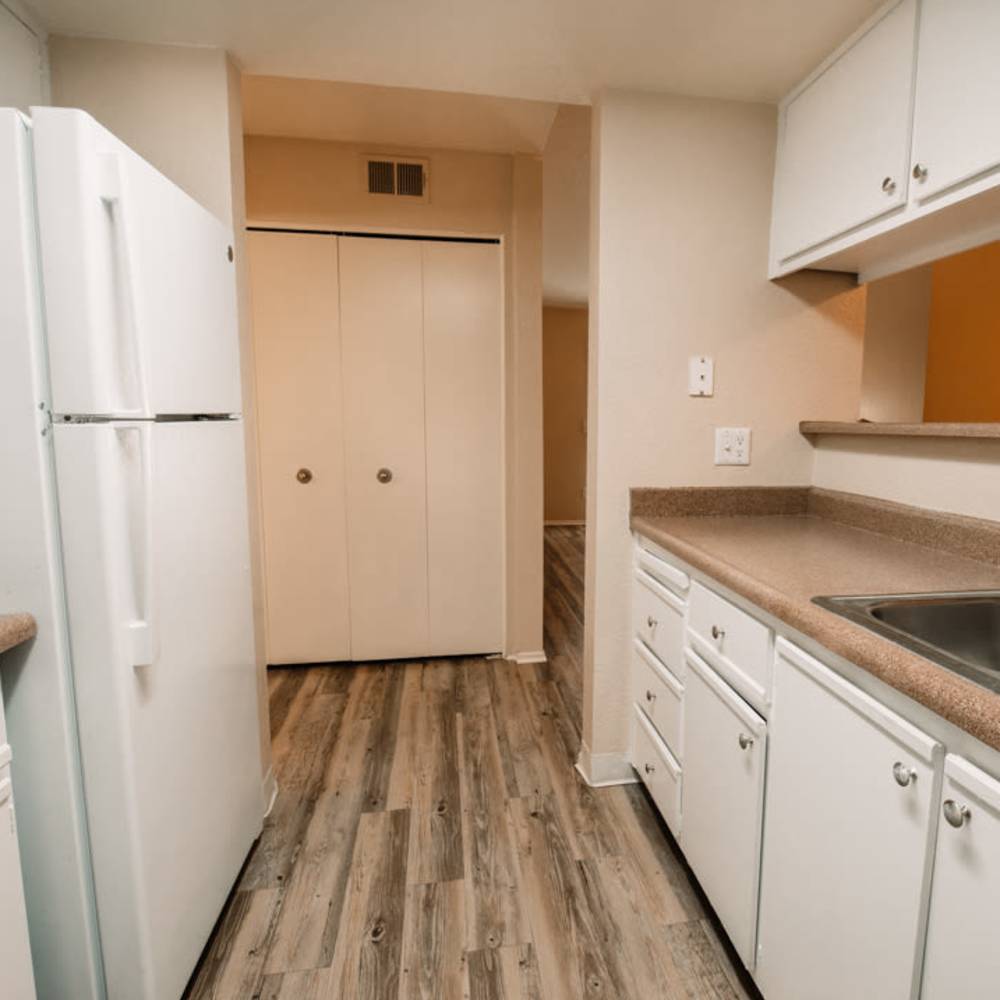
(185, 526, 759, 1000)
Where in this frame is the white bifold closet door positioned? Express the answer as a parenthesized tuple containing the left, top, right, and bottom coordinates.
(250, 231, 503, 664)
(248, 231, 352, 664)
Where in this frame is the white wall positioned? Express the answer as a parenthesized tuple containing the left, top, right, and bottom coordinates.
(582, 90, 865, 776)
(542, 104, 590, 306)
(48, 37, 273, 784)
(0, 0, 48, 110)
(812, 436, 1000, 521)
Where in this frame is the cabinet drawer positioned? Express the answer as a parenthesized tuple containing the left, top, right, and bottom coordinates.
(688, 580, 771, 710)
(633, 570, 686, 679)
(635, 541, 690, 598)
(681, 648, 766, 970)
(631, 706, 682, 839)
(632, 639, 683, 762)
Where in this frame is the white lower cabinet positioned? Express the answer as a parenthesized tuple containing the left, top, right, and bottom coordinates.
(0, 761, 37, 1000)
(680, 648, 767, 969)
(756, 639, 942, 1000)
(631, 706, 682, 839)
(921, 755, 1000, 999)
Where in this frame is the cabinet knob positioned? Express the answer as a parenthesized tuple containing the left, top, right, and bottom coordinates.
(643, 762, 656, 776)
(647, 615, 658, 630)
(376, 467, 393, 484)
(912, 163, 929, 182)
(881, 176, 896, 195)
(892, 762, 917, 787)
(943, 799, 971, 829)
(296, 467, 313, 484)
(645, 689, 656, 704)
(711, 625, 725, 641)
(738, 733, 754, 751)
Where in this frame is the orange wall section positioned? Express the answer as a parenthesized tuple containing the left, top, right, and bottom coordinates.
(923, 241, 1000, 422)
(542, 306, 588, 522)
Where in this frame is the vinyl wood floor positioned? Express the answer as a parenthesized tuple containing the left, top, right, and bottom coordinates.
(185, 526, 758, 1000)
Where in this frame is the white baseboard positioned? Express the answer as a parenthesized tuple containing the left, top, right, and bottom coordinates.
(261, 766, 278, 818)
(507, 650, 548, 665)
(575, 742, 638, 787)
(544, 519, 585, 526)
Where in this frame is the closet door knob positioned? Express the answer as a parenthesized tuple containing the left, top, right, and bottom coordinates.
(296, 468, 313, 484)
(376, 467, 393, 484)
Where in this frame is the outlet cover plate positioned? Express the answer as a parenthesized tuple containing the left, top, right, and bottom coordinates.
(715, 427, 751, 465)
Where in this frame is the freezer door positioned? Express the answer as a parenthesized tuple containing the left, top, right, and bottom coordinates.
(31, 107, 242, 417)
(53, 419, 263, 1000)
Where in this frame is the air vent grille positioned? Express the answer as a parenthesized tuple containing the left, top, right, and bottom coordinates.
(367, 160, 395, 195)
(364, 155, 429, 201)
(396, 162, 425, 198)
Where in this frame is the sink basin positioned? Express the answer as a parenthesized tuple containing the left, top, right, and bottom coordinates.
(813, 592, 1000, 695)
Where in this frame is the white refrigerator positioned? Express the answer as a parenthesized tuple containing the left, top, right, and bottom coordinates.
(0, 107, 264, 1000)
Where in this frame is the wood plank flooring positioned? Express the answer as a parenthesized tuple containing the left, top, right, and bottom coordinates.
(184, 526, 759, 1000)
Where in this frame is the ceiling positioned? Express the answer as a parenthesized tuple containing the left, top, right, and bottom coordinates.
(243, 77, 559, 155)
(32, 0, 884, 105)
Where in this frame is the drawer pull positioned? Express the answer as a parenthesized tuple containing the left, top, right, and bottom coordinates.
(737, 733, 754, 751)
(645, 689, 656, 704)
(644, 762, 656, 776)
(892, 762, 917, 788)
(711, 624, 725, 641)
(943, 799, 971, 829)
(646, 615, 658, 630)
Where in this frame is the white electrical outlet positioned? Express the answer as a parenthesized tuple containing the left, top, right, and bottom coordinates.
(688, 356, 714, 396)
(714, 427, 751, 466)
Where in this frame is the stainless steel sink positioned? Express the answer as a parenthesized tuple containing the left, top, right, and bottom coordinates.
(813, 592, 1000, 695)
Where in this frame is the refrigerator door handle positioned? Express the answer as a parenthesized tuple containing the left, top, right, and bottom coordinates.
(98, 153, 152, 419)
(121, 422, 156, 667)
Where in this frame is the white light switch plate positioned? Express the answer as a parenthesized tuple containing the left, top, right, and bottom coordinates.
(689, 356, 714, 396)
(715, 427, 751, 465)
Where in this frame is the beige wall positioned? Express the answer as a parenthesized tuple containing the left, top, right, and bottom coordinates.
(0, 0, 48, 110)
(583, 90, 865, 778)
(543, 306, 588, 522)
(244, 135, 545, 659)
(859, 266, 931, 423)
(49, 37, 273, 787)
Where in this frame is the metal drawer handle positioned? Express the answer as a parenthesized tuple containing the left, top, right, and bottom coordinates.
(892, 762, 917, 788)
(643, 763, 655, 776)
(711, 625, 725, 641)
(738, 733, 754, 751)
(881, 176, 896, 195)
(645, 689, 656, 704)
(912, 163, 928, 182)
(646, 615, 658, 630)
(943, 799, 971, 829)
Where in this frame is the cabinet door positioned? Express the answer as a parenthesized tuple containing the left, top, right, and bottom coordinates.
(756, 640, 940, 1000)
(0, 774, 38, 1000)
(921, 755, 1000, 1000)
(910, 0, 1000, 203)
(771, 0, 917, 262)
(248, 231, 352, 664)
(423, 242, 503, 656)
(340, 237, 430, 660)
(681, 649, 766, 968)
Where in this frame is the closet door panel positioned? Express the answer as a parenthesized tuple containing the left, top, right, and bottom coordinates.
(340, 237, 429, 660)
(423, 242, 504, 655)
(248, 231, 351, 664)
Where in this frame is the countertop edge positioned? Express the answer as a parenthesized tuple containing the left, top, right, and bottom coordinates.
(631, 514, 1000, 753)
(800, 420, 1000, 440)
(0, 613, 37, 657)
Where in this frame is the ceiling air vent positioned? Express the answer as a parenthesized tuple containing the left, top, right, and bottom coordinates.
(364, 155, 429, 202)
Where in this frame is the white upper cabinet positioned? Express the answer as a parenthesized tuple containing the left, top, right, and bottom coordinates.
(921, 755, 1000, 1000)
(910, 0, 1000, 203)
(771, 0, 918, 264)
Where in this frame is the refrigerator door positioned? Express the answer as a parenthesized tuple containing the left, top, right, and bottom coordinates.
(30, 107, 242, 418)
(52, 418, 263, 1000)
(0, 107, 106, 1000)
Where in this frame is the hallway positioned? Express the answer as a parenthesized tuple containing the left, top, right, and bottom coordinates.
(186, 526, 753, 999)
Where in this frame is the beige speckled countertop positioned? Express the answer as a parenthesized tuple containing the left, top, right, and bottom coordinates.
(631, 487, 1000, 752)
(0, 614, 37, 656)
